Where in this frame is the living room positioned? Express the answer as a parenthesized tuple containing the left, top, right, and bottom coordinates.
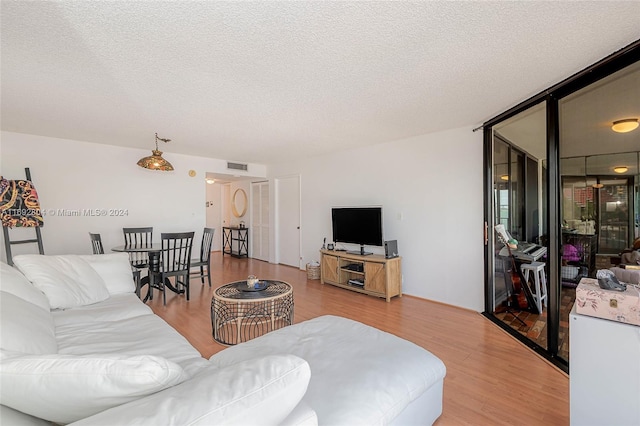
(2, 2, 640, 425)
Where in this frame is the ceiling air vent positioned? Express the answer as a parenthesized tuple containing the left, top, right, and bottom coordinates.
(227, 162, 248, 171)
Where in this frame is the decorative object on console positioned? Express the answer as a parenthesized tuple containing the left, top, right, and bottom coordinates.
(137, 133, 174, 171)
(575, 277, 640, 326)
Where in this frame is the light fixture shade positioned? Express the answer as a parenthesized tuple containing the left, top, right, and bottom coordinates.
(611, 118, 639, 133)
(137, 150, 174, 171)
(613, 166, 628, 174)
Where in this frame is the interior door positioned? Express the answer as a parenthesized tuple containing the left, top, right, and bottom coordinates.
(276, 175, 301, 268)
(251, 181, 269, 261)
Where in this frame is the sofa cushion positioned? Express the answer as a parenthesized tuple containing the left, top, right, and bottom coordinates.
(55, 312, 204, 370)
(0, 405, 52, 426)
(13, 254, 110, 309)
(0, 261, 50, 311)
(80, 253, 136, 294)
(209, 315, 447, 425)
(51, 293, 153, 327)
(0, 291, 57, 355)
(71, 355, 311, 426)
(0, 353, 187, 424)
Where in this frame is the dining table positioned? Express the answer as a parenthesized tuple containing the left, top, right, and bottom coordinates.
(111, 244, 184, 301)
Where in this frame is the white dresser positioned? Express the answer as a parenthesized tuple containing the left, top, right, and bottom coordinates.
(569, 305, 640, 425)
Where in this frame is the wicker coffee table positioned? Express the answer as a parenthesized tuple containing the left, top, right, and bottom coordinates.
(211, 280, 294, 345)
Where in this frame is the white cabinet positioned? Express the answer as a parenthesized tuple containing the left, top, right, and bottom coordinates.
(569, 305, 640, 426)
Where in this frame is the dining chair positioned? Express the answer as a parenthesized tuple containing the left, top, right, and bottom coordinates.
(190, 227, 215, 287)
(89, 233, 104, 254)
(123, 227, 153, 269)
(150, 232, 194, 305)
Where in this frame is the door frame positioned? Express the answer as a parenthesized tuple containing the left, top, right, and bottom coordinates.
(275, 175, 302, 269)
(482, 40, 640, 374)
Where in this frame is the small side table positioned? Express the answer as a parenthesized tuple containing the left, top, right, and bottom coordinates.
(222, 226, 249, 258)
(211, 280, 294, 345)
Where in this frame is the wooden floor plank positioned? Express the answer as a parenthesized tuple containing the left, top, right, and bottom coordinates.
(148, 253, 569, 425)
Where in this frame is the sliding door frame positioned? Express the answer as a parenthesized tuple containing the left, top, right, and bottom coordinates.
(482, 40, 640, 373)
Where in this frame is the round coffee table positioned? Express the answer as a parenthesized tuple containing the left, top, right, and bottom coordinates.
(211, 280, 294, 345)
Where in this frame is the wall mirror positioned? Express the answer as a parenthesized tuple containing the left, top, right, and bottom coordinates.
(232, 189, 247, 217)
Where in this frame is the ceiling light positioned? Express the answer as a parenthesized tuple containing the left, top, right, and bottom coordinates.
(137, 133, 174, 171)
(611, 118, 639, 133)
(592, 183, 604, 189)
(613, 166, 628, 174)
(205, 178, 216, 184)
(500, 175, 509, 181)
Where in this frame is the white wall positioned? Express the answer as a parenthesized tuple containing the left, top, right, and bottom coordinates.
(268, 126, 485, 311)
(0, 131, 266, 260)
(1, 128, 485, 311)
(205, 183, 222, 251)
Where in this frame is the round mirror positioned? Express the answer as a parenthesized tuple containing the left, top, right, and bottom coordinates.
(232, 189, 247, 218)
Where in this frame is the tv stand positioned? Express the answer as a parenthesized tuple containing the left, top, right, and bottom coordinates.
(346, 245, 372, 256)
(319, 249, 402, 302)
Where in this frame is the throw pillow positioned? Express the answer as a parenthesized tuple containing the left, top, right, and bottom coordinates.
(0, 291, 57, 355)
(0, 353, 187, 424)
(80, 253, 136, 294)
(71, 355, 311, 426)
(13, 255, 110, 309)
(0, 261, 50, 311)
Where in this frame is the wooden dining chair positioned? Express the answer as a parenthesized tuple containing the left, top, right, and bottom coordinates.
(150, 232, 194, 305)
(89, 232, 104, 254)
(190, 227, 215, 287)
(122, 227, 153, 269)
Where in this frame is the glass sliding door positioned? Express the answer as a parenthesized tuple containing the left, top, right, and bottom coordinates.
(489, 102, 548, 350)
(557, 60, 639, 364)
(484, 41, 639, 373)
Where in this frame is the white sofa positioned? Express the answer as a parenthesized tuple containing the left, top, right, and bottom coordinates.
(0, 253, 446, 425)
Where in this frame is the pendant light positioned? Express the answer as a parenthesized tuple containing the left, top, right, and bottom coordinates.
(137, 133, 174, 171)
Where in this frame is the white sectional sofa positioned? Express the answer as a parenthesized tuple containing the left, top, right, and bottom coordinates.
(0, 253, 446, 425)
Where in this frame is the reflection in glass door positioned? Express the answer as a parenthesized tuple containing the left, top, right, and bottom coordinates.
(598, 178, 631, 254)
(490, 102, 548, 352)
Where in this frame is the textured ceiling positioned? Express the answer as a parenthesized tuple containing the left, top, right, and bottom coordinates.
(2, 1, 639, 165)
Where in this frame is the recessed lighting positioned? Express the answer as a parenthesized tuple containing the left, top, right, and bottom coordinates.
(613, 166, 628, 174)
(611, 118, 639, 133)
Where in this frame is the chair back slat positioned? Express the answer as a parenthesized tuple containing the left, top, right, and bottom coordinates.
(200, 227, 215, 261)
(89, 233, 104, 254)
(123, 227, 153, 267)
(161, 232, 195, 274)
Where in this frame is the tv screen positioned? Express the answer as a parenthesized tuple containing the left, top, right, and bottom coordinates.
(331, 207, 383, 248)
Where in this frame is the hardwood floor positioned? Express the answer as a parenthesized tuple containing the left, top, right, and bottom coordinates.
(148, 252, 569, 425)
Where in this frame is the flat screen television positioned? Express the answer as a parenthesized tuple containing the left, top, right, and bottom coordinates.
(331, 206, 383, 255)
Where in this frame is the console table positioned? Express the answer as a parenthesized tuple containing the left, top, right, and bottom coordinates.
(320, 249, 402, 302)
(222, 226, 248, 258)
